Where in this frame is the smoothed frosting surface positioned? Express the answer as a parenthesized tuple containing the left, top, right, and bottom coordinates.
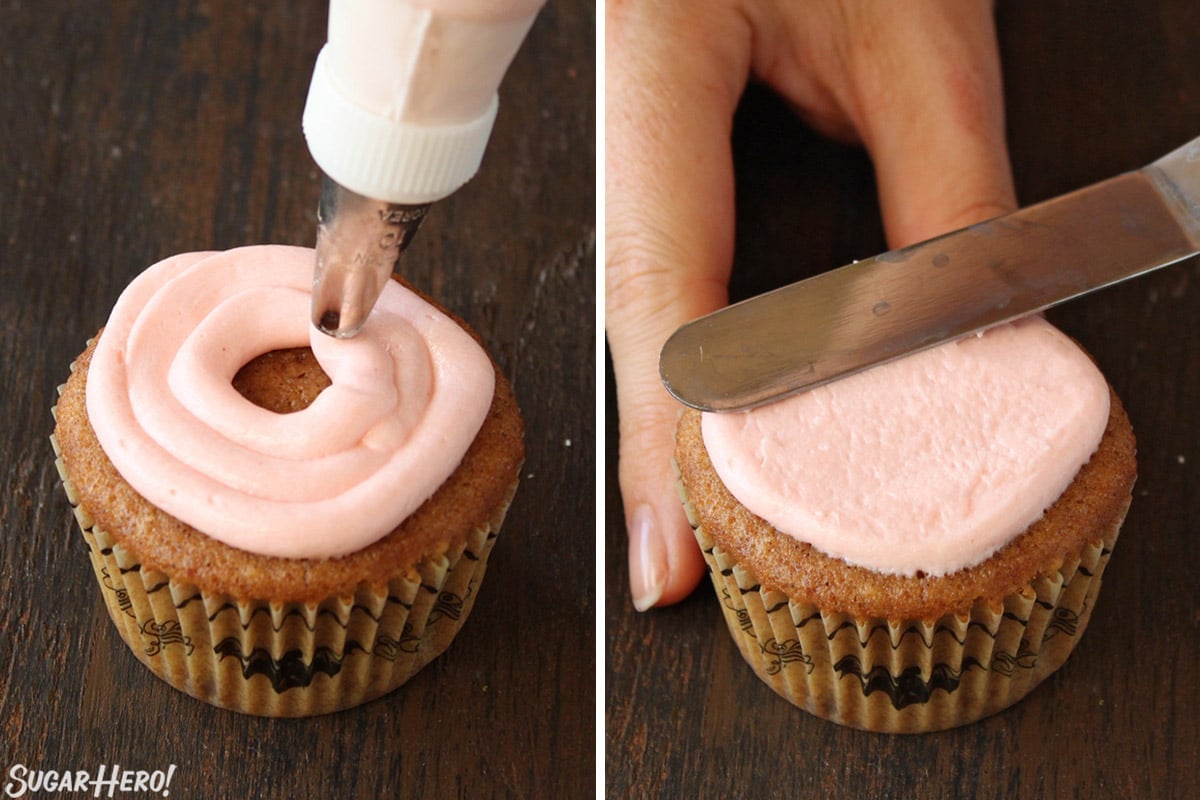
(86, 245, 494, 559)
(700, 317, 1110, 577)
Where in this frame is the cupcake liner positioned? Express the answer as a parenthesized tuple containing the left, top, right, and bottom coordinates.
(678, 466, 1128, 734)
(53, 428, 515, 717)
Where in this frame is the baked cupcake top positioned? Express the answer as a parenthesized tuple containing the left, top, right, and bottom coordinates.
(700, 317, 1110, 577)
(83, 245, 494, 560)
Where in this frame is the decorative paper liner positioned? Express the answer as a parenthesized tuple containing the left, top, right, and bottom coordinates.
(52, 431, 515, 718)
(678, 472, 1129, 733)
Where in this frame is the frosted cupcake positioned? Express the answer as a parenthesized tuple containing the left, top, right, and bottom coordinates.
(52, 245, 523, 716)
(675, 316, 1135, 732)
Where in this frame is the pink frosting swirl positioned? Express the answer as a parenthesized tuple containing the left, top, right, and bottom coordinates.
(85, 245, 494, 559)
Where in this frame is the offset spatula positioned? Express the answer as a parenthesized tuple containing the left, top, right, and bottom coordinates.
(660, 136, 1200, 412)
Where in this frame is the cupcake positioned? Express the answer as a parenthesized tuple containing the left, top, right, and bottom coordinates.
(675, 316, 1135, 733)
(51, 245, 523, 717)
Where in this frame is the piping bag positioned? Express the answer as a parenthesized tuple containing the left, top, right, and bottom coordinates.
(302, 0, 544, 338)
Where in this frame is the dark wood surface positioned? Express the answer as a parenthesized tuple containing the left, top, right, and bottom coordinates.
(1, 2, 594, 798)
(606, 2, 1200, 798)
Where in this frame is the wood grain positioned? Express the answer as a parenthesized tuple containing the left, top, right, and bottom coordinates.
(0, 2, 595, 798)
(606, 2, 1200, 798)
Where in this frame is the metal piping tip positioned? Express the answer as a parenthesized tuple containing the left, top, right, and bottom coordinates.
(311, 174, 430, 338)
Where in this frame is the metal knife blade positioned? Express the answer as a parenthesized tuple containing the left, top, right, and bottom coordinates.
(660, 136, 1200, 412)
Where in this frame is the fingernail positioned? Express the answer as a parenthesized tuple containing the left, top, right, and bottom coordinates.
(628, 504, 667, 612)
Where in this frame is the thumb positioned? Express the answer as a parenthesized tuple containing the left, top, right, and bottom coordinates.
(606, 1, 749, 609)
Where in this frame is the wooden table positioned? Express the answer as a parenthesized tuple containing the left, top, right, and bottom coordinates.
(0, 2, 594, 797)
(606, 2, 1200, 797)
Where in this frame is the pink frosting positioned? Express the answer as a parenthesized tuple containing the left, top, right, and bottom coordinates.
(85, 245, 494, 559)
(700, 317, 1110, 577)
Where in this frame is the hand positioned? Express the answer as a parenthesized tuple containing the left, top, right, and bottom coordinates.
(606, 0, 1018, 610)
